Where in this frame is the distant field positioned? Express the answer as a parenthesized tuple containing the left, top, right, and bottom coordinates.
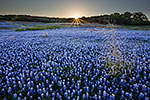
(121, 25, 150, 30)
(1, 21, 150, 31)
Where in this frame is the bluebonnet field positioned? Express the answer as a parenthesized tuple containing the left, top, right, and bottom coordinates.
(0, 23, 150, 100)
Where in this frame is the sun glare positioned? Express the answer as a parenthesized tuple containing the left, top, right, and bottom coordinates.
(73, 14, 79, 19)
(70, 13, 89, 27)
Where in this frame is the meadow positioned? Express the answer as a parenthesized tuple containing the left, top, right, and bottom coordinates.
(0, 22, 150, 100)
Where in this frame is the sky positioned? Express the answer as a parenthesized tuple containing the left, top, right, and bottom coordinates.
(0, 0, 150, 19)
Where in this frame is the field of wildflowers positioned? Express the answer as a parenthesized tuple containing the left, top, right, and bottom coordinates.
(0, 23, 150, 100)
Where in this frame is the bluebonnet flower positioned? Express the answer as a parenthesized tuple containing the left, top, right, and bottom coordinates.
(142, 85, 147, 92)
(38, 97, 41, 100)
(23, 97, 27, 100)
(58, 81, 62, 87)
(103, 91, 107, 98)
(148, 73, 150, 80)
(41, 93, 44, 98)
(110, 94, 115, 100)
(64, 92, 68, 98)
(8, 87, 12, 94)
(98, 95, 101, 100)
(30, 96, 33, 99)
(17, 97, 21, 100)
(129, 93, 132, 99)
(94, 94, 97, 100)
(114, 88, 119, 94)
(46, 92, 50, 98)
(138, 92, 144, 99)
(19, 93, 22, 97)
(13, 93, 17, 99)
(82, 94, 86, 99)
(121, 95, 125, 99)
(86, 86, 89, 92)
(86, 92, 89, 99)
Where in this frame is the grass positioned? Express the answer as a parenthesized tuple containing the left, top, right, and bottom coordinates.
(44, 33, 49, 37)
(101, 28, 135, 76)
(121, 25, 150, 30)
(0, 20, 5, 22)
(15, 25, 60, 31)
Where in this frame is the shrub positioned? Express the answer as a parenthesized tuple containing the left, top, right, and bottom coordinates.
(15, 25, 60, 31)
(15, 28, 25, 31)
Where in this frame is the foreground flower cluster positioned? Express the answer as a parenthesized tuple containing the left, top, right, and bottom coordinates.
(0, 28, 150, 100)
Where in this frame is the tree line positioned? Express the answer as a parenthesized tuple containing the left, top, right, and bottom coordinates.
(0, 15, 72, 23)
(83, 12, 150, 25)
(0, 12, 150, 25)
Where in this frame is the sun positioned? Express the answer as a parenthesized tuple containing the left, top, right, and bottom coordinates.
(70, 13, 88, 26)
(73, 14, 79, 19)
